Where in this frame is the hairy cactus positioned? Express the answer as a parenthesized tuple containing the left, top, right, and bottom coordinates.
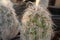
(0, 0, 20, 40)
(20, 2, 53, 40)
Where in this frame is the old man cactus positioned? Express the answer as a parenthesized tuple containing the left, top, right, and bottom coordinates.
(20, 2, 53, 40)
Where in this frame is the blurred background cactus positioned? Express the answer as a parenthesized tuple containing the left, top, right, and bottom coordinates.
(40, 0, 49, 9)
(0, 0, 21, 40)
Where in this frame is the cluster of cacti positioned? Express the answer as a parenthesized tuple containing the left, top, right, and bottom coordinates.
(0, 0, 21, 40)
(20, 2, 53, 40)
(0, 0, 53, 40)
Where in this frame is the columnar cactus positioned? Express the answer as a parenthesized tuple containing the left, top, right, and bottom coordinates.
(0, 0, 20, 40)
(20, 2, 53, 40)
